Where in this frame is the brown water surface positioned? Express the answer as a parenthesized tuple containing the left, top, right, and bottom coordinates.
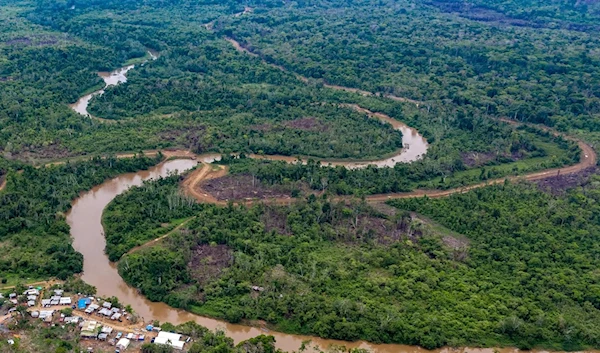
(66, 159, 595, 353)
(69, 65, 135, 116)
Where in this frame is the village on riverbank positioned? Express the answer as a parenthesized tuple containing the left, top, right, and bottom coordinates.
(0, 280, 193, 352)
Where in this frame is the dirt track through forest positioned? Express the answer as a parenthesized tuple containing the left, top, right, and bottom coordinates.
(224, 37, 423, 105)
(182, 125, 597, 205)
(125, 217, 197, 256)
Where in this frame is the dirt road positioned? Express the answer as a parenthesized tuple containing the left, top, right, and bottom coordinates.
(223, 37, 423, 106)
(181, 164, 228, 204)
(182, 122, 597, 205)
(125, 217, 197, 256)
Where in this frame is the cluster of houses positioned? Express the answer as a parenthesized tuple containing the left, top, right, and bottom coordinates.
(79, 299, 124, 321)
(79, 319, 146, 352)
(1, 287, 42, 307)
(40, 290, 72, 307)
(3, 284, 191, 352)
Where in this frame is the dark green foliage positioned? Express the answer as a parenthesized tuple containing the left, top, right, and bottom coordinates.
(104, 174, 202, 261)
(115, 174, 600, 350)
(221, 0, 600, 132)
(0, 153, 162, 279)
(223, 124, 579, 195)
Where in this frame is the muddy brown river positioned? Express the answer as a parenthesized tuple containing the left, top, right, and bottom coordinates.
(66, 159, 547, 353)
(63, 59, 575, 352)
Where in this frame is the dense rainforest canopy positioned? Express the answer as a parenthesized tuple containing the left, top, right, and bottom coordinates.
(113, 174, 600, 350)
(1, 0, 600, 350)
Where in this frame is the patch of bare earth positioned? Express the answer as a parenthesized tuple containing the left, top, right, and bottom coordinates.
(188, 244, 233, 286)
(282, 117, 329, 131)
(4, 35, 62, 47)
(200, 174, 301, 201)
(536, 166, 598, 195)
(3, 143, 82, 163)
(158, 126, 207, 149)
(461, 151, 497, 167)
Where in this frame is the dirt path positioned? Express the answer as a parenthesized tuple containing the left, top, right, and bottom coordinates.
(0, 313, 12, 324)
(181, 164, 228, 205)
(0, 280, 60, 291)
(125, 217, 197, 256)
(223, 37, 423, 106)
(182, 121, 597, 205)
(0, 177, 5, 193)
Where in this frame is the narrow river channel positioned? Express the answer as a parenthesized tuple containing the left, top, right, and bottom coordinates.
(66, 159, 534, 353)
(61, 54, 551, 353)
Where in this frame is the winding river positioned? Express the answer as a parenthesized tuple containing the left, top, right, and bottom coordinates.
(62, 51, 595, 352)
(66, 159, 531, 353)
(70, 51, 157, 117)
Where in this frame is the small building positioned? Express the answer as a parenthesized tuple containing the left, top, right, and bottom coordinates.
(41, 299, 51, 307)
(154, 331, 185, 350)
(110, 313, 122, 321)
(97, 333, 108, 341)
(31, 311, 39, 318)
(27, 300, 35, 307)
(101, 326, 113, 334)
(24, 289, 40, 296)
(102, 302, 112, 309)
(98, 308, 112, 316)
(80, 320, 99, 339)
(116, 338, 130, 351)
(9, 299, 17, 305)
(8, 293, 16, 299)
(27, 295, 37, 301)
(53, 289, 64, 296)
(64, 316, 80, 324)
(59, 297, 71, 305)
(38, 310, 54, 319)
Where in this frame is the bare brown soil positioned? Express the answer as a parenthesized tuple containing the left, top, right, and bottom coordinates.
(181, 119, 597, 206)
(200, 174, 298, 201)
(461, 151, 498, 167)
(260, 206, 292, 235)
(188, 244, 233, 286)
(283, 117, 329, 131)
(9, 143, 82, 163)
(536, 166, 597, 195)
(0, 175, 6, 193)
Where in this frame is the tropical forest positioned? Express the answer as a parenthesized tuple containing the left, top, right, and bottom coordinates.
(0, 0, 600, 352)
